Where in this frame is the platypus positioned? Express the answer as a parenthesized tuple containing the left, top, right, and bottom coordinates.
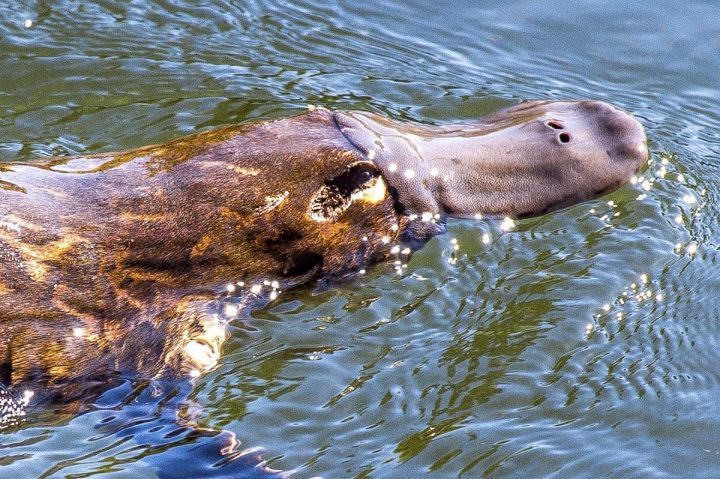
(0, 101, 648, 422)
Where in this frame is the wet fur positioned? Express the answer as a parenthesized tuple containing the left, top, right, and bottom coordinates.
(0, 110, 405, 408)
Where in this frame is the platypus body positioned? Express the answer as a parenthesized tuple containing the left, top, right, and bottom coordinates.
(0, 101, 648, 420)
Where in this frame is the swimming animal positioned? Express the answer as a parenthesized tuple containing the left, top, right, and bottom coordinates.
(0, 100, 647, 422)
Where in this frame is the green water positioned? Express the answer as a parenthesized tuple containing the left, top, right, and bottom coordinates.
(1, 1, 719, 477)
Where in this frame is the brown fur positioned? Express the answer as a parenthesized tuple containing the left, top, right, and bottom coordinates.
(0, 110, 404, 404)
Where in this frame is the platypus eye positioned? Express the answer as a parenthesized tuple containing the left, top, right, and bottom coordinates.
(308, 161, 384, 222)
(358, 170, 372, 182)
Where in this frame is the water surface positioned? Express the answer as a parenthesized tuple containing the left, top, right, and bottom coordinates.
(1, 1, 719, 477)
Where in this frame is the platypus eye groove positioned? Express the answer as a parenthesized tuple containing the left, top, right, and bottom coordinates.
(307, 161, 381, 222)
(329, 161, 379, 196)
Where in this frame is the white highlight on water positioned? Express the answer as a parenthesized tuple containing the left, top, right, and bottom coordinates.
(500, 217, 515, 231)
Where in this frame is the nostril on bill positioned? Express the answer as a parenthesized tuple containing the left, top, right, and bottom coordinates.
(545, 120, 564, 130)
(558, 132, 571, 143)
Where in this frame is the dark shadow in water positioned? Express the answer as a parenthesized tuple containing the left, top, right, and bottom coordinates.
(30, 379, 285, 479)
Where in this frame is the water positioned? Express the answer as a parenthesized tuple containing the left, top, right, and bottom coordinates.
(1, 0, 719, 477)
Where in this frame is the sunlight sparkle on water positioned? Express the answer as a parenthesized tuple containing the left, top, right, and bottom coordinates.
(500, 217, 515, 231)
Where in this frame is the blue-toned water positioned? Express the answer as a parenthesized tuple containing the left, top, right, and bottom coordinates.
(1, 1, 719, 477)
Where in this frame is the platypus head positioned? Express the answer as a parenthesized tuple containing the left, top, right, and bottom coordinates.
(334, 100, 648, 220)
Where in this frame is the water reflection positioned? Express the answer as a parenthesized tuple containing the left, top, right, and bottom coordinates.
(3, 0, 720, 477)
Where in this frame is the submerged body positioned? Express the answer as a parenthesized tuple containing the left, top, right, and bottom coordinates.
(0, 101, 647, 418)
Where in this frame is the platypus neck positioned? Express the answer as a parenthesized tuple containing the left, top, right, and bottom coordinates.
(334, 111, 442, 216)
